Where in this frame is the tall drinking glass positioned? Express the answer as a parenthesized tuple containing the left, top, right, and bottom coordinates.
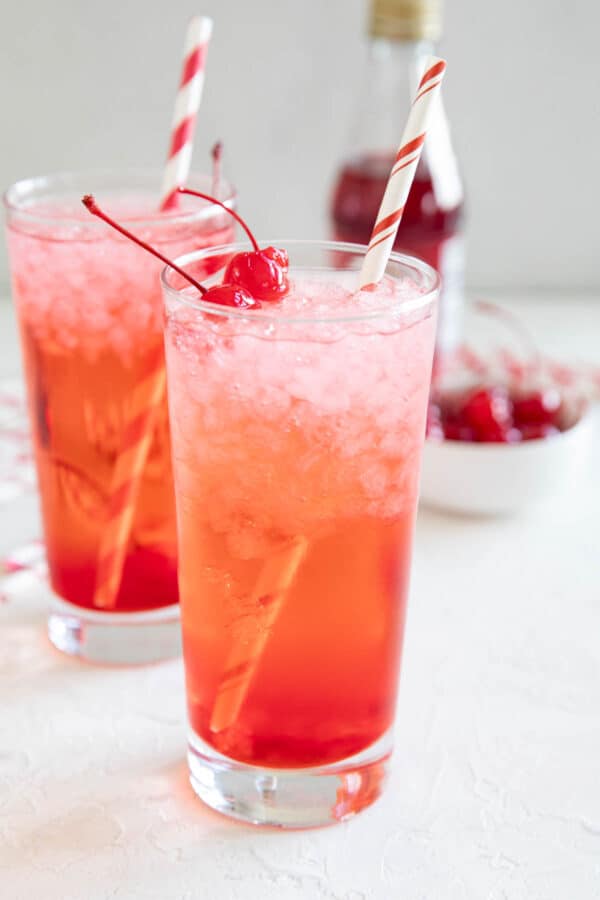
(4, 171, 235, 663)
(162, 240, 439, 826)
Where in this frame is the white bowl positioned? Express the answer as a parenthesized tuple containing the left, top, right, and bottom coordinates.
(419, 406, 596, 516)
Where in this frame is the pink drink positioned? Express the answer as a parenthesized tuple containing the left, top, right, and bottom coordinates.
(4, 172, 235, 662)
(162, 241, 438, 826)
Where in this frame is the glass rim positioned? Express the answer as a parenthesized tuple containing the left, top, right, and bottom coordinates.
(3, 168, 236, 229)
(161, 239, 440, 324)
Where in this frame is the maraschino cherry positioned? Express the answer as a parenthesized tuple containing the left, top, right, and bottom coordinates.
(81, 195, 259, 310)
(178, 188, 289, 301)
(512, 388, 562, 426)
(427, 384, 566, 444)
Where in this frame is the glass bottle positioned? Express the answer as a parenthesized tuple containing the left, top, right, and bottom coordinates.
(330, 0, 465, 355)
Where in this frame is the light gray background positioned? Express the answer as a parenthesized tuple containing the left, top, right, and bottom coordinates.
(1, 0, 599, 292)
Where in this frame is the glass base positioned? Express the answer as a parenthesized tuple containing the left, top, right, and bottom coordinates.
(188, 728, 392, 828)
(48, 593, 181, 665)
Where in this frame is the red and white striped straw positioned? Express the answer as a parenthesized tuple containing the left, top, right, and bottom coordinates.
(93, 351, 166, 609)
(358, 57, 447, 289)
(91, 18, 214, 609)
(209, 536, 309, 733)
(160, 15, 213, 211)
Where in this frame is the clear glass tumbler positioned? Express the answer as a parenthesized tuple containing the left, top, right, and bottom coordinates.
(4, 170, 235, 663)
(162, 240, 439, 826)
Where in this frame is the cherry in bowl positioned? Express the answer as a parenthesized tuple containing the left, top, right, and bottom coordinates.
(427, 385, 567, 445)
(421, 382, 592, 515)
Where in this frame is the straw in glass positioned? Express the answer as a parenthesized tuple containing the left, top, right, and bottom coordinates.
(358, 57, 447, 289)
(209, 536, 309, 733)
(93, 354, 166, 609)
(160, 16, 213, 211)
(91, 18, 213, 609)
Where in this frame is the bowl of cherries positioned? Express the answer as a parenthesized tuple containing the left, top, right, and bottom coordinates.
(420, 380, 593, 515)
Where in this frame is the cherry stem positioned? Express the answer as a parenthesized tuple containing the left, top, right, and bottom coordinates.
(81, 195, 206, 294)
(211, 141, 223, 195)
(177, 187, 260, 253)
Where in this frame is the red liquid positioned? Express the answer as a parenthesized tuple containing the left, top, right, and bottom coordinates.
(181, 515, 413, 767)
(19, 334, 179, 612)
(332, 152, 463, 269)
(164, 269, 436, 768)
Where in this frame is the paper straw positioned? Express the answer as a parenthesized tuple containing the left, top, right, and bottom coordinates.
(210, 536, 309, 733)
(160, 15, 213, 211)
(93, 350, 166, 609)
(358, 57, 447, 290)
(90, 20, 212, 608)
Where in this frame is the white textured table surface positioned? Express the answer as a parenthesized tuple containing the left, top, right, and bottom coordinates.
(1, 295, 600, 900)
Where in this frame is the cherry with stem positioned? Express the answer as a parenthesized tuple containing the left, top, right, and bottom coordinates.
(178, 187, 289, 301)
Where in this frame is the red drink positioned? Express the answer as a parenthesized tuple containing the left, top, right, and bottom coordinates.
(4, 171, 235, 662)
(181, 514, 415, 767)
(162, 240, 438, 826)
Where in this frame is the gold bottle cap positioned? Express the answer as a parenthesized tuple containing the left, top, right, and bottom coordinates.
(369, 0, 443, 41)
